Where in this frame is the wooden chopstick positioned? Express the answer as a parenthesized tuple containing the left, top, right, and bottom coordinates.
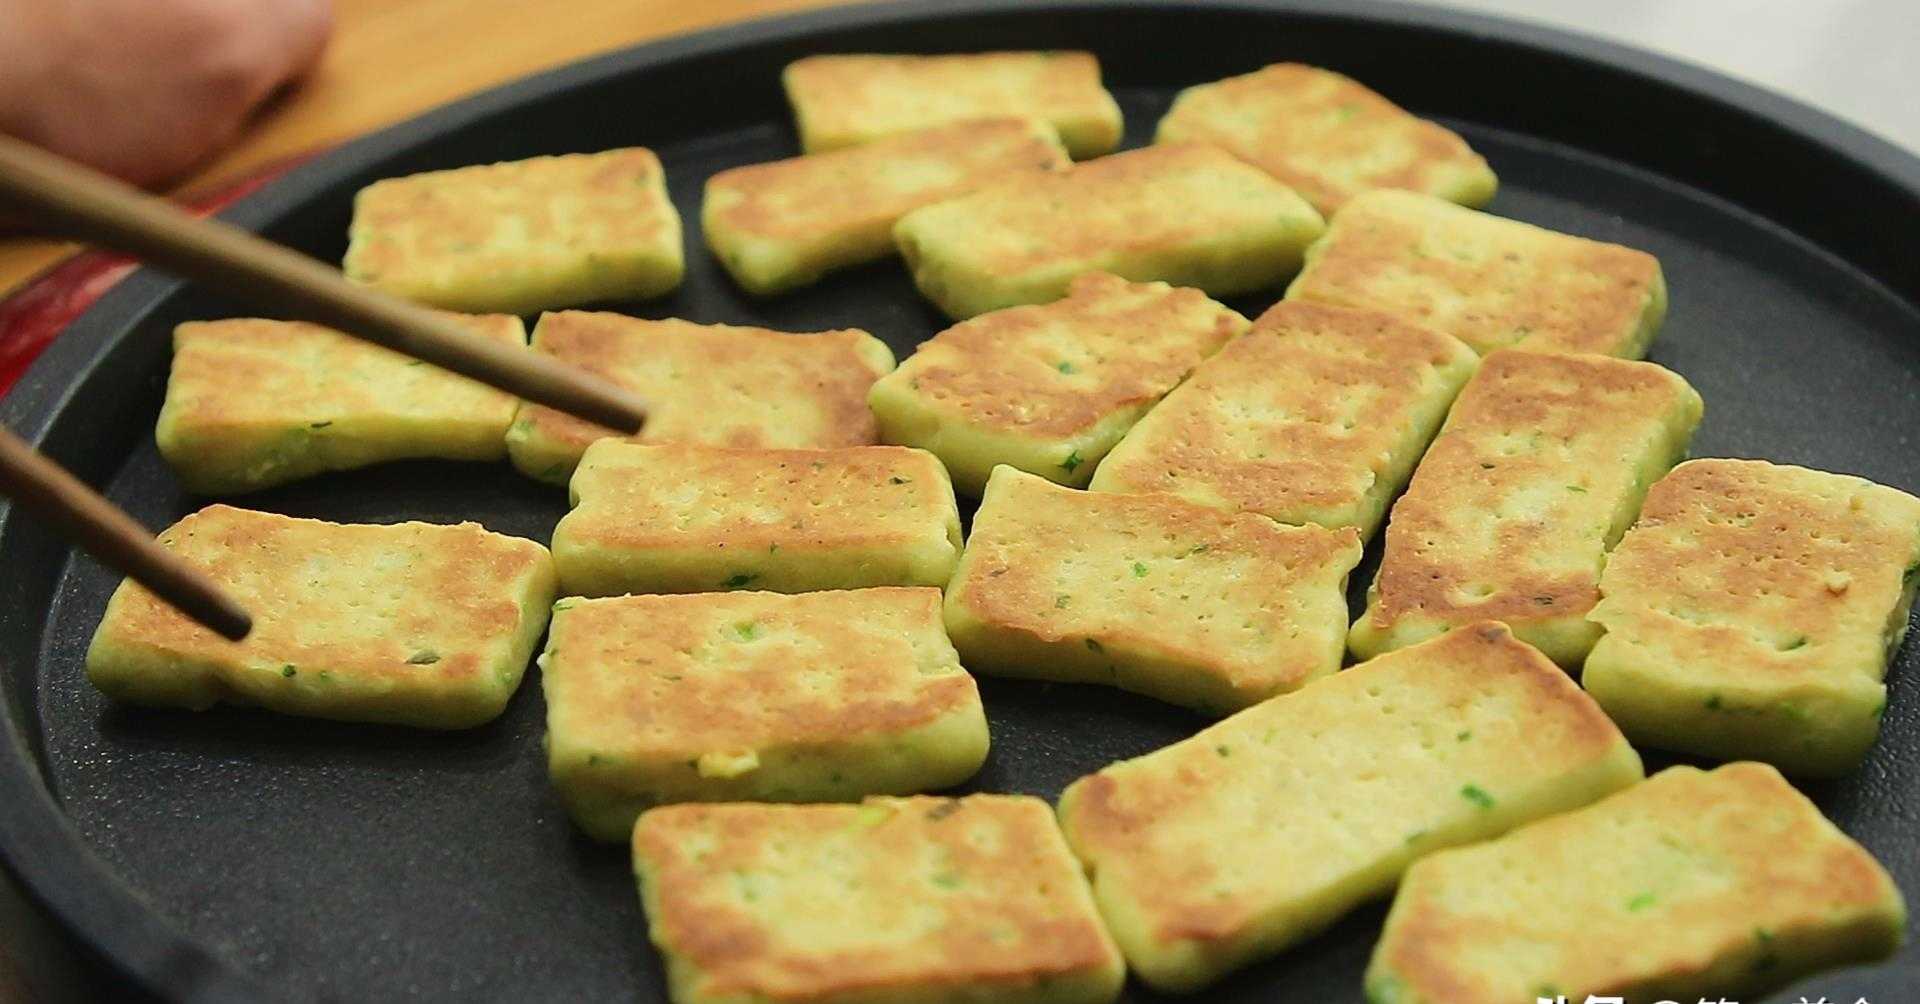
(0, 136, 649, 640)
(0, 425, 250, 640)
(0, 134, 648, 434)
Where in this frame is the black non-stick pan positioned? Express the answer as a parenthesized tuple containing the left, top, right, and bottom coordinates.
(2, 1, 1917, 1001)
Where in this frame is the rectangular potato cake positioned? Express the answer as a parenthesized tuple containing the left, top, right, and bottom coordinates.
(85, 505, 555, 729)
(155, 314, 525, 494)
(550, 441, 962, 597)
(893, 143, 1326, 319)
(1287, 189, 1667, 357)
(343, 148, 683, 315)
(1091, 300, 1477, 540)
(1585, 459, 1920, 776)
(704, 117, 1068, 295)
(1057, 623, 1643, 992)
(1350, 350, 1702, 667)
(1155, 63, 1497, 214)
(869, 271, 1248, 496)
(504, 311, 895, 484)
(542, 589, 989, 841)
(637, 802, 1128, 1004)
(944, 467, 1360, 715)
(1366, 763, 1906, 1004)
(633, 795, 1126, 1004)
(782, 52, 1124, 159)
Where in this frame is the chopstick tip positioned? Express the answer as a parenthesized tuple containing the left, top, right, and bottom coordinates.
(209, 605, 253, 642)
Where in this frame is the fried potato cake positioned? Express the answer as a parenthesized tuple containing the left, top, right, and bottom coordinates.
(549, 441, 962, 597)
(1586, 459, 1920, 776)
(893, 143, 1325, 320)
(1366, 763, 1905, 1003)
(782, 52, 1123, 159)
(85, 505, 554, 729)
(343, 148, 682, 314)
(944, 467, 1360, 715)
(869, 271, 1247, 496)
(1057, 623, 1642, 992)
(633, 794, 1125, 1004)
(504, 311, 894, 485)
(155, 313, 525, 494)
(1287, 189, 1666, 357)
(1090, 299, 1477, 540)
(704, 117, 1068, 295)
(542, 588, 988, 841)
(1155, 63, 1496, 214)
(1350, 350, 1702, 667)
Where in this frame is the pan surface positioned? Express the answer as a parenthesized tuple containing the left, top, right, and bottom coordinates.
(1, 1, 1917, 1001)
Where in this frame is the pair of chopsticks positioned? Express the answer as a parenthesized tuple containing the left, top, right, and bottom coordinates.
(0, 135, 648, 640)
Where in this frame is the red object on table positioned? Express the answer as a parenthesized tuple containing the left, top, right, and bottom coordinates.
(0, 152, 317, 396)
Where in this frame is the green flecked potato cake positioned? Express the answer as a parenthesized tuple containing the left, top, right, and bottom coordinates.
(1586, 458, 1920, 776)
(1057, 622, 1643, 992)
(868, 271, 1248, 496)
(1350, 349, 1702, 667)
(1155, 63, 1497, 215)
(155, 313, 525, 494)
(504, 311, 895, 484)
(782, 52, 1124, 159)
(549, 441, 962, 597)
(892, 142, 1326, 319)
(1287, 188, 1667, 357)
(541, 588, 988, 841)
(1366, 763, 1906, 1004)
(85, 505, 555, 729)
(945, 467, 1361, 715)
(343, 148, 683, 315)
(704, 116, 1068, 295)
(633, 794, 1125, 1004)
(1091, 299, 1477, 541)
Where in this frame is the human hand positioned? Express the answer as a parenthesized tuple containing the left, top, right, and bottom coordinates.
(0, 0, 333, 193)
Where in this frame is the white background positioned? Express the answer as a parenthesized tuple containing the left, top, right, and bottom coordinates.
(1410, 0, 1920, 151)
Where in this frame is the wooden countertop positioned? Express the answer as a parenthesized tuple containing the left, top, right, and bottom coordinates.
(0, 0, 859, 297)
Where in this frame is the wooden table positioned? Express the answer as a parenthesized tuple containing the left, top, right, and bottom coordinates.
(0, 0, 859, 298)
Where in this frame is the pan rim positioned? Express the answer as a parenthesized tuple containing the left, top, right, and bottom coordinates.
(1, 1, 1917, 1000)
